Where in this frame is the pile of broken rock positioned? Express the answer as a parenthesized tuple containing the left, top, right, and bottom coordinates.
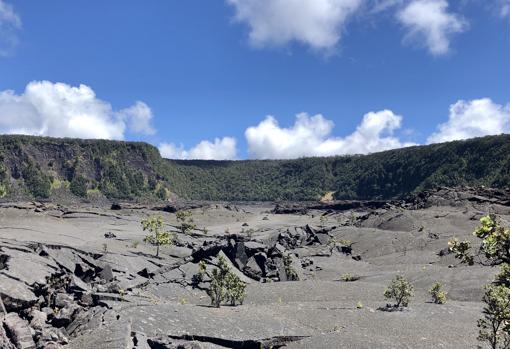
(0, 239, 125, 349)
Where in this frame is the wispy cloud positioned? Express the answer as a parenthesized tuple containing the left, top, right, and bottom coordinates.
(0, 0, 21, 56)
(159, 137, 237, 160)
(397, 0, 467, 56)
(498, 0, 510, 18)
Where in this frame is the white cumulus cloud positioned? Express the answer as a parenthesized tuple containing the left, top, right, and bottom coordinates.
(245, 111, 414, 159)
(120, 101, 156, 136)
(397, 0, 467, 55)
(427, 98, 510, 144)
(159, 137, 237, 160)
(0, 0, 21, 56)
(0, 81, 155, 140)
(226, 0, 363, 50)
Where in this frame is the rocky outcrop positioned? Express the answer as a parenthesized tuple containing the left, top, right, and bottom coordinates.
(402, 186, 510, 209)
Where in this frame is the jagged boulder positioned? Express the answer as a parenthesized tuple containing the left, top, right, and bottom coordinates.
(3, 313, 36, 349)
(227, 240, 249, 269)
(212, 251, 255, 284)
(272, 204, 308, 215)
(243, 256, 264, 280)
(191, 240, 228, 262)
(99, 264, 114, 282)
(110, 203, 122, 210)
(0, 275, 38, 312)
(29, 309, 48, 331)
(0, 320, 16, 349)
(244, 241, 267, 255)
(37, 327, 69, 347)
(104, 232, 117, 239)
(68, 312, 132, 349)
(51, 303, 81, 328)
(54, 293, 74, 309)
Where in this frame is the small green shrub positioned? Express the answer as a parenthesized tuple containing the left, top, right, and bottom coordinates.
(206, 255, 246, 307)
(283, 254, 299, 281)
(384, 275, 414, 308)
(429, 282, 447, 304)
(225, 271, 246, 306)
(496, 264, 510, 287)
(142, 215, 173, 257)
(191, 260, 207, 288)
(447, 215, 510, 349)
(70, 176, 88, 197)
(449, 215, 510, 267)
(86, 188, 101, 197)
(319, 214, 328, 228)
(245, 228, 254, 239)
(448, 237, 474, 265)
(477, 284, 510, 349)
(155, 184, 170, 200)
(341, 273, 359, 282)
(50, 178, 62, 190)
(176, 210, 196, 235)
(22, 162, 51, 198)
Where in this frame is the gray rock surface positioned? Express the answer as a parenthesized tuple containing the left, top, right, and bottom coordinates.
(0, 318, 17, 349)
(0, 275, 38, 311)
(3, 313, 36, 349)
(0, 188, 507, 348)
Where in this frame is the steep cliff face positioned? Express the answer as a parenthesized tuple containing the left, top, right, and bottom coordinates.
(0, 135, 172, 200)
(1, 134, 510, 202)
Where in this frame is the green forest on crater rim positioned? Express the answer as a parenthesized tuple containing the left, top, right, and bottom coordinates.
(0, 134, 509, 201)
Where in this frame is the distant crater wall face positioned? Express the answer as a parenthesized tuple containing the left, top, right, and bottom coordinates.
(1, 134, 510, 201)
(165, 134, 510, 201)
(0, 135, 171, 201)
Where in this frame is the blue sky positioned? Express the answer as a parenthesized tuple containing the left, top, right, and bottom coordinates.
(0, 0, 509, 159)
